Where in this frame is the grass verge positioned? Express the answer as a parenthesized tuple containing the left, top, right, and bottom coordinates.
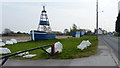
(114, 33, 120, 37)
(3, 35, 98, 60)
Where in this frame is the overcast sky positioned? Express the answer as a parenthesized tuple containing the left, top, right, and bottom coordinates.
(1, 0, 120, 33)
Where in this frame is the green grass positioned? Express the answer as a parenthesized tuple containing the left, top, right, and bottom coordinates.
(3, 35, 98, 60)
(2, 34, 30, 37)
(114, 33, 120, 37)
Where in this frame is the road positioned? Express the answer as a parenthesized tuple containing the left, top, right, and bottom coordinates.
(101, 35, 120, 61)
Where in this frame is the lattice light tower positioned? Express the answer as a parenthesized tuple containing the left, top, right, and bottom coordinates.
(37, 6, 51, 32)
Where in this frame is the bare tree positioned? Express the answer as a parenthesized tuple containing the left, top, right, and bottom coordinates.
(64, 29, 69, 34)
(72, 24, 77, 30)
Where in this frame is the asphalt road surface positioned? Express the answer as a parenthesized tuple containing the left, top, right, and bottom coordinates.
(101, 35, 120, 61)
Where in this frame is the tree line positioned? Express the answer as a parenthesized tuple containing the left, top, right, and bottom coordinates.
(115, 12, 120, 35)
(64, 24, 93, 35)
(2, 28, 29, 36)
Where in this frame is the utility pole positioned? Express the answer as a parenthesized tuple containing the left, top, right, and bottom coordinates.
(96, 0, 98, 40)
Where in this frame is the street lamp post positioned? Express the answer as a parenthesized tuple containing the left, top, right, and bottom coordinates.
(96, 0, 98, 40)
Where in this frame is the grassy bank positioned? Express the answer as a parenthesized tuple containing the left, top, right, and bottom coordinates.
(114, 33, 120, 37)
(2, 34, 30, 37)
(3, 35, 98, 60)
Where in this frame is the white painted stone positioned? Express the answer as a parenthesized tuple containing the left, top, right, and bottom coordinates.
(0, 48, 11, 54)
(23, 54, 36, 58)
(77, 40, 91, 50)
(6, 40, 13, 45)
(86, 40, 91, 46)
(46, 47, 51, 53)
(17, 53, 25, 56)
(46, 42, 63, 53)
(10, 39, 17, 43)
(25, 52, 29, 54)
(0, 42, 6, 46)
(54, 42, 63, 53)
(16, 51, 29, 56)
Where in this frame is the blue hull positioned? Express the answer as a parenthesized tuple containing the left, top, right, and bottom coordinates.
(30, 30, 56, 40)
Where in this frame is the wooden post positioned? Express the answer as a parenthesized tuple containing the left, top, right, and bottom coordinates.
(51, 44, 55, 55)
